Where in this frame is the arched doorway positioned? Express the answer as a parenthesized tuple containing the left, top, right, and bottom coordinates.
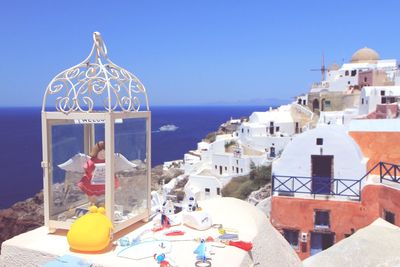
(312, 99, 319, 112)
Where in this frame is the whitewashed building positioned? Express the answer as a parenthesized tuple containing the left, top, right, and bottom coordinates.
(359, 86, 400, 115)
(308, 48, 399, 113)
(296, 94, 308, 106)
(317, 109, 359, 126)
(311, 48, 398, 94)
(237, 104, 299, 155)
(183, 141, 211, 174)
(272, 125, 367, 196)
(210, 137, 267, 177)
(184, 169, 224, 201)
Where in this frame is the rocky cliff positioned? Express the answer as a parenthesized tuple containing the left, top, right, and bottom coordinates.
(0, 191, 44, 252)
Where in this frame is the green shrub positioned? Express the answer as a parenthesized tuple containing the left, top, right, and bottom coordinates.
(224, 140, 237, 148)
(222, 174, 269, 200)
(204, 132, 217, 143)
(249, 162, 271, 184)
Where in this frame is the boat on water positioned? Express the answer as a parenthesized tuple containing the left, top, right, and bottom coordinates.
(159, 124, 178, 132)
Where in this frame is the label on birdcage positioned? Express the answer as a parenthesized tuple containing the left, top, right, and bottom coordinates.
(74, 119, 123, 124)
(91, 163, 106, 184)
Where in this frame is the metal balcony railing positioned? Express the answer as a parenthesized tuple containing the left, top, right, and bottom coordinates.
(272, 175, 361, 199)
(272, 162, 400, 200)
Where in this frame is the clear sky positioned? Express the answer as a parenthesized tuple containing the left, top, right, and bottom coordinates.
(1, 0, 400, 106)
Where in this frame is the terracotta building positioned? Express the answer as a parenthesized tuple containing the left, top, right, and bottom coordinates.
(270, 120, 400, 259)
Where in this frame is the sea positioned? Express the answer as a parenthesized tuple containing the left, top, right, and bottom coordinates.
(0, 105, 269, 209)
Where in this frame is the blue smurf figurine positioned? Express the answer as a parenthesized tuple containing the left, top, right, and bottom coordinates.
(194, 239, 207, 261)
(153, 253, 172, 267)
(194, 239, 212, 266)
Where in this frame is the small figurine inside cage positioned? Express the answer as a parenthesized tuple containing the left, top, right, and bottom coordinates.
(77, 141, 119, 204)
(58, 141, 137, 206)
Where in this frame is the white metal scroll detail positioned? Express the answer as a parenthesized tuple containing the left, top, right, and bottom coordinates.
(42, 32, 149, 113)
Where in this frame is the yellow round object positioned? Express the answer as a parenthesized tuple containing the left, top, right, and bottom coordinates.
(67, 206, 113, 252)
(89, 205, 98, 213)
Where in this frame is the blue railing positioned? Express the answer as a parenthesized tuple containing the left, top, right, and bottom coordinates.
(378, 162, 400, 183)
(272, 175, 362, 199)
(272, 162, 400, 200)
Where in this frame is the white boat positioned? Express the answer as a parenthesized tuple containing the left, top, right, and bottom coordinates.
(159, 124, 178, 132)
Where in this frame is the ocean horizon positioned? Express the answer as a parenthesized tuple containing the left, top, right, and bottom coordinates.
(0, 105, 272, 209)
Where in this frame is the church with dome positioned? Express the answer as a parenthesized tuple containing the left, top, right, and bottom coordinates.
(303, 47, 398, 114)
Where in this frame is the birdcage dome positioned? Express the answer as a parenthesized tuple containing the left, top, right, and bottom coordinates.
(42, 32, 149, 113)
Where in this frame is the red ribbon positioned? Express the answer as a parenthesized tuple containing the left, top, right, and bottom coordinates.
(165, 230, 185, 236)
(228, 241, 253, 251)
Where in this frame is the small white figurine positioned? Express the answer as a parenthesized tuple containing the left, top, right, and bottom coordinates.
(186, 195, 198, 212)
(161, 200, 175, 227)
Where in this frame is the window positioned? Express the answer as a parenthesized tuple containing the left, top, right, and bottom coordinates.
(361, 98, 364, 105)
(315, 210, 330, 228)
(303, 100, 306, 105)
(247, 129, 249, 134)
(345, 70, 349, 76)
(236, 160, 239, 165)
(215, 165, 217, 169)
(205, 188, 210, 195)
(382, 97, 387, 104)
(217, 187, 221, 195)
(384, 210, 395, 224)
(225, 166, 227, 171)
(324, 101, 331, 108)
(381, 90, 385, 96)
(351, 70, 357, 76)
(348, 81, 350, 85)
(316, 138, 323, 146)
(241, 168, 243, 173)
(283, 229, 299, 250)
(364, 77, 367, 82)
(241, 128, 244, 133)
(232, 166, 234, 171)
(276, 126, 280, 132)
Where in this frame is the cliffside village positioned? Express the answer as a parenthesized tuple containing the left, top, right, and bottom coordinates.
(2, 37, 400, 266)
(161, 47, 400, 259)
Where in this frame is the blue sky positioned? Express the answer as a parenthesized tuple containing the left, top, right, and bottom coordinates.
(1, 0, 400, 106)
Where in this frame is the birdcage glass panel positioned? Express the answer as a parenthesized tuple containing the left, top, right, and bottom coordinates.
(50, 122, 86, 221)
(49, 120, 108, 222)
(113, 117, 148, 224)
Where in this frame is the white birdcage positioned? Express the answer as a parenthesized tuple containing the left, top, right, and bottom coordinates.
(41, 32, 151, 233)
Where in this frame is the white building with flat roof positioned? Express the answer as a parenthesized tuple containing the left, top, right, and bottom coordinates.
(359, 86, 400, 115)
(318, 109, 359, 126)
(237, 104, 303, 157)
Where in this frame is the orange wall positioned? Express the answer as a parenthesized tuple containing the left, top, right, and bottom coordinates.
(270, 185, 400, 260)
(349, 131, 400, 173)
